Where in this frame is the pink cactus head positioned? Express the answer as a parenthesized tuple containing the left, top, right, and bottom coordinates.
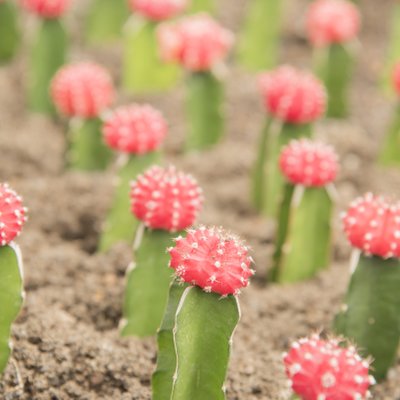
(259, 66, 326, 125)
(21, 0, 70, 18)
(158, 14, 234, 71)
(169, 226, 255, 296)
(129, 0, 186, 21)
(392, 62, 400, 96)
(0, 184, 27, 246)
(284, 334, 373, 400)
(279, 139, 338, 187)
(307, 0, 361, 47)
(130, 165, 203, 232)
(342, 193, 400, 258)
(51, 62, 114, 119)
(103, 104, 167, 155)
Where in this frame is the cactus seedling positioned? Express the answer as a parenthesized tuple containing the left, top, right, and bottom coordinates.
(122, 0, 186, 94)
(284, 334, 373, 400)
(120, 165, 203, 337)
(271, 139, 338, 283)
(158, 14, 233, 151)
(99, 104, 167, 252)
(252, 66, 326, 217)
(0, 0, 20, 63)
(307, 0, 360, 118)
(22, 0, 70, 115)
(0, 184, 27, 373)
(152, 226, 254, 400)
(334, 193, 400, 380)
(51, 62, 115, 170)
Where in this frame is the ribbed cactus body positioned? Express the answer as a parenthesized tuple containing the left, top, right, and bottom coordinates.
(0, 1, 20, 63)
(99, 152, 160, 252)
(0, 244, 24, 373)
(189, 0, 214, 13)
(334, 254, 400, 381)
(186, 71, 224, 151)
(379, 103, 400, 165)
(28, 19, 67, 115)
(237, 0, 282, 71)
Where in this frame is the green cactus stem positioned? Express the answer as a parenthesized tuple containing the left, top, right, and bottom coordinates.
(121, 227, 178, 337)
(334, 253, 400, 381)
(315, 43, 354, 118)
(271, 185, 333, 283)
(85, 0, 129, 44)
(251, 119, 312, 217)
(68, 118, 113, 171)
(0, 1, 20, 63)
(0, 244, 24, 373)
(98, 152, 161, 252)
(189, 0, 214, 13)
(123, 17, 180, 94)
(28, 18, 67, 115)
(237, 0, 282, 71)
(186, 71, 224, 151)
(379, 102, 400, 166)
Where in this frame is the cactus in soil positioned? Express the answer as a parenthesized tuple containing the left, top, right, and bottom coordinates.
(284, 334, 374, 400)
(0, 0, 20, 63)
(237, 0, 282, 71)
(158, 14, 233, 151)
(152, 226, 255, 400)
(51, 62, 115, 171)
(270, 139, 338, 283)
(98, 104, 168, 252)
(122, 0, 185, 94)
(22, 0, 70, 115)
(120, 166, 203, 337)
(307, 0, 361, 118)
(0, 184, 27, 374)
(252, 66, 326, 217)
(334, 193, 400, 380)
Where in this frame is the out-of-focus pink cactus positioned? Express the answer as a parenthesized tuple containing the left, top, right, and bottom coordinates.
(392, 62, 400, 96)
(21, 0, 70, 18)
(129, 0, 186, 21)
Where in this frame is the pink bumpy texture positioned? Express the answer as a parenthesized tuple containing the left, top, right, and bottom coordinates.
(392, 62, 400, 96)
(342, 193, 400, 259)
(22, 0, 70, 18)
(130, 165, 203, 232)
(158, 14, 234, 71)
(0, 184, 27, 246)
(279, 139, 338, 187)
(51, 62, 114, 119)
(284, 334, 373, 400)
(169, 226, 255, 296)
(103, 104, 167, 154)
(129, 0, 186, 21)
(307, 0, 360, 47)
(259, 66, 326, 125)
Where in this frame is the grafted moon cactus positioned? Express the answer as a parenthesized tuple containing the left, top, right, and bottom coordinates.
(271, 139, 338, 283)
(307, 0, 360, 118)
(252, 66, 326, 217)
(99, 104, 167, 252)
(0, 184, 27, 373)
(0, 0, 20, 63)
(152, 226, 255, 400)
(284, 334, 374, 400)
(158, 14, 233, 151)
(120, 165, 203, 337)
(51, 62, 114, 170)
(334, 193, 400, 380)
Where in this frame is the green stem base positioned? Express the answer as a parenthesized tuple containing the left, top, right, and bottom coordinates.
(379, 103, 400, 166)
(0, 1, 20, 63)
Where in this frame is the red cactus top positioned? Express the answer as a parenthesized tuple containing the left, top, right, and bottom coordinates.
(103, 104, 167, 155)
(307, 0, 361, 47)
(259, 66, 326, 125)
(284, 335, 373, 400)
(51, 62, 114, 119)
(22, 0, 70, 18)
(130, 165, 203, 232)
(0, 184, 27, 246)
(279, 139, 338, 187)
(157, 14, 234, 71)
(342, 193, 400, 259)
(168, 226, 255, 296)
(392, 62, 400, 95)
(129, 0, 186, 21)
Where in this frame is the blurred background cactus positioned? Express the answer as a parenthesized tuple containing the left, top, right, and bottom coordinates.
(0, 0, 20, 63)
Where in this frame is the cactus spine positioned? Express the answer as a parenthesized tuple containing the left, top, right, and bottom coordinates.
(0, 1, 20, 63)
